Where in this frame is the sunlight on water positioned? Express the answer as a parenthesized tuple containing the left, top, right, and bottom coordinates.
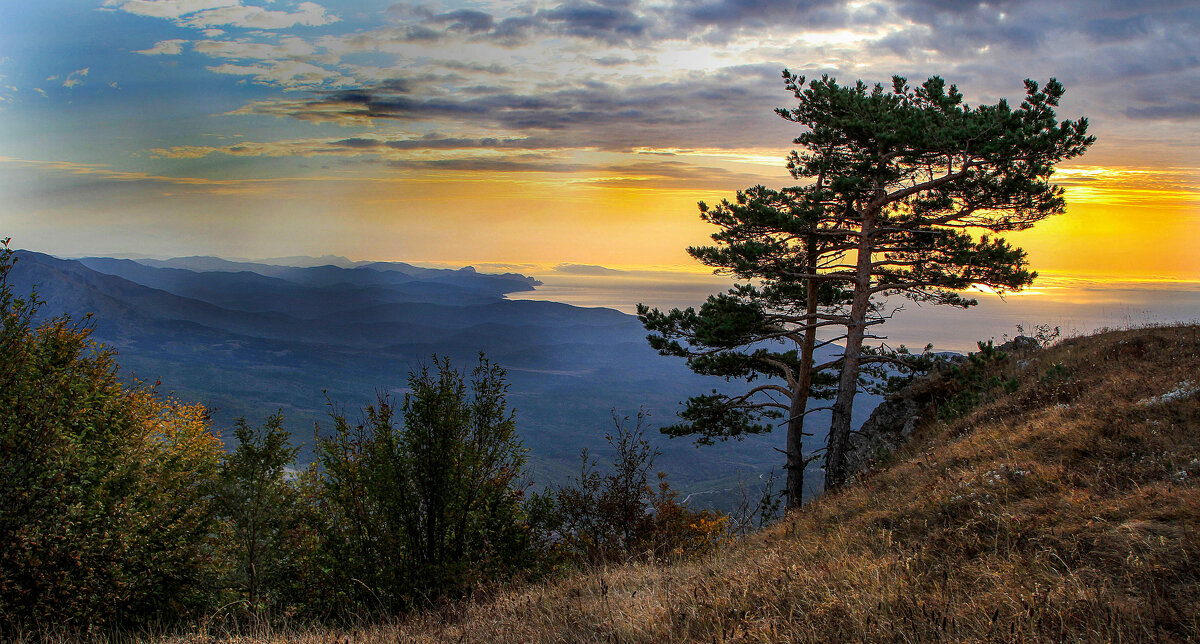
(509, 272, 1200, 353)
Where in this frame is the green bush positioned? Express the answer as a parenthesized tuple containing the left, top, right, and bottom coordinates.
(0, 239, 223, 633)
(214, 411, 302, 616)
(548, 410, 730, 565)
(937, 341, 1018, 420)
(315, 355, 536, 614)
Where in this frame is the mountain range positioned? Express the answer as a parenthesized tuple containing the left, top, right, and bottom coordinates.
(8, 250, 882, 503)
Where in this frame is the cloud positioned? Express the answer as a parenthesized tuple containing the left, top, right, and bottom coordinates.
(152, 134, 585, 158)
(670, 0, 846, 33)
(108, 0, 240, 20)
(134, 39, 188, 55)
(180, 1, 338, 29)
(536, 1, 652, 44)
(1126, 103, 1200, 120)
(109, 0, 338, 30)
(595, 160, 740, 179)
(225, 63, 792, 151)
(206, 60, 349, 88)
(386, 157, 590, 173)
(0, 155, 278, 196)
(553, 263, 628, 275)
(428, 9, 495, 34)
(62, 68, 89, 88)
(193, 36, 318, 60)
(334, 0, 870, 49)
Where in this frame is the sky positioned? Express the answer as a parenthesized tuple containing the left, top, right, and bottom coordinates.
(0, 0, 1197, 347)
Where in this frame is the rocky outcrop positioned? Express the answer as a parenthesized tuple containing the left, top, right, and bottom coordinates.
(844, 385, 935, 478)
(844, 336, 1040, 478)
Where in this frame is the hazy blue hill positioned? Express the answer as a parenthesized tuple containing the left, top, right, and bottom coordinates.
(256, 254, 361, 268)
(333, 299, 629, 330)
(135, 255, 539, 294)
(12, 251, 291, 337)
(79, 257, 331, 313)
(10, 250, 879, 504)
(82, 257, 505, 313)
(135, 255, 283, 273)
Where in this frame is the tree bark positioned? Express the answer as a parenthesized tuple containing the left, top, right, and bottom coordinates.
(825, 208, 876, 490)
(785, 235, 820, 509)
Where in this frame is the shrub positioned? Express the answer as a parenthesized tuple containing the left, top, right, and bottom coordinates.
(551, 410, 730, 565)
(315, 355, 535, 614)
(214, 411, 301, 616)
(0, 239, 223, 632)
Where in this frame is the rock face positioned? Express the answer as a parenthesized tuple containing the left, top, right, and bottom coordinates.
(844, 390, 931, 479)
(843, 336, 1040, 478)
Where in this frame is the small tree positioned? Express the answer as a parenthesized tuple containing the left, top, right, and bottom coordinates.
(216, 411, 299, 613)
(552, 410, 729, 563)
(776, 73, 1094, 488)
(639, 185, 854, 508)
(316, 354, 532, 613)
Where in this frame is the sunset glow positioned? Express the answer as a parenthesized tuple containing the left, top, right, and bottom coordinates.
(0, 1, 1196, 291)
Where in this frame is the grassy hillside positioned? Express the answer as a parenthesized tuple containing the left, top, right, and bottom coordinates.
(213, 324, 1196, 643)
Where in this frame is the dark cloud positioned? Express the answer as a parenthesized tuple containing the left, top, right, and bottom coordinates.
(430, 9, 496, 33)
(672, 0, 843, 30)
(438, 60, 509, 75)
(889, 0, 1041, 53)
(490, 16, 540, 44)
(238, 64, 797, 150)
(596, 160, 740, 180)
(1126, 103, 1200, 121)
(537, 1, 651, 43)
(386, 157, 590, 173)
(396, 24, 444, 42)
(373, 0, 852, 49)
(329, 135, 567, 150)
(378, 156, 769, 191)
(330, 137, 383, 148)
(594, 55, 636, 66)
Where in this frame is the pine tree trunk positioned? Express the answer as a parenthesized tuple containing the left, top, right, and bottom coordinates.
(825, 209, 875, 490)
(785, 236, 820, 509)
(785, 388, 808, 509)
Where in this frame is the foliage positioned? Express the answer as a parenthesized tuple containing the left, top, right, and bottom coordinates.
(360, 325, 1200, 643)
(1016, 323, 1061, 348)
(773, 72, 1094, 489)
(638, 186, 853, 508)
(214, 411, 301, 614)
(935, 342, 1019, 420)
(315, 355, 534, 614)
(0, 238, 223, 632)
(726, 470, 784, 537)
(550, 411, 729, 565)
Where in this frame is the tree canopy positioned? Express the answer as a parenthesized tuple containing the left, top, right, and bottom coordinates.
(777, 72, 1093, 488)
(642, 72, 1093, 501)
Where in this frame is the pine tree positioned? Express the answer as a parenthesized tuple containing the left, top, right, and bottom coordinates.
(638, 186, 853, 508)
(642, 73, 1093, 503)
(775, 73, 1094, 488)
(316, 355, 532, 612)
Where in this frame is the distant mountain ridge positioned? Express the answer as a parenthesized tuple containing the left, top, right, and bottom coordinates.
(129, 255, 541, 290)
(8, 250, 879, 501)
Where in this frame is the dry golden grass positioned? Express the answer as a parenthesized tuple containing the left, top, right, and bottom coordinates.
(166, 325, 1200, 643)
